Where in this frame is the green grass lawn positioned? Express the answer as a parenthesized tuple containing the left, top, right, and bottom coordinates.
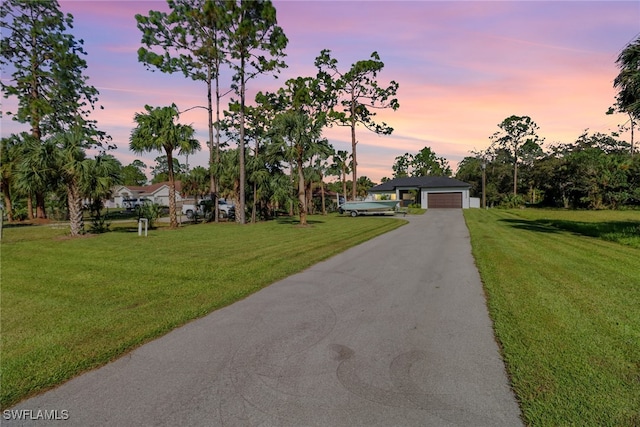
(0, 215, 405, 408)
(512, 208, 640, 249)
(464, 209, 640, 426)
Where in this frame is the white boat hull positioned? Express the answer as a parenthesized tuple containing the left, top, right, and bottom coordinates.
(339, 201, 400, 217)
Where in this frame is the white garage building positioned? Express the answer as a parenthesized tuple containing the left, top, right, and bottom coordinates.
(368, 176, 473, 209)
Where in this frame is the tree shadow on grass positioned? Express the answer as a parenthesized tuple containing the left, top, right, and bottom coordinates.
(500, 218, 640, 241)
(2, 222, 36, 229)
(275, 216, 326, 226)
(499, 219, 561, 234)
(533, 219, 640, 240)
(110, 227, 143, 233)
(109, 223, 158, 233)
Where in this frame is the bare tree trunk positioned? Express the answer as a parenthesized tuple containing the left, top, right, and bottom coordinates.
(166, 150, 178, 229)
(251, 141, 259, 223)
(297, 159, 307, 226)
(251, 181, 257, 223)
(306, 181, 312, 214)
(232, 178, 241, 223)
(513, 160, 518, 196)
(320, 174, 326, 215)
(341, 167, 347, 203)
(30, 61, 44, 220)
(3, 188, 13, 222)
(630, 114, 635, 157)
(67, 180, 84, 236)
(35, 192, 46, 219)
(238, 57, 246, 224)
(27, 195, 34, 220)
(350, 98, 357, 201)
(289, 161, 295, 216)
(206, 63, 219, 223)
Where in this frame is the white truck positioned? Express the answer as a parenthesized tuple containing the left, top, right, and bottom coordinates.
(122, 197, 151, 210)
(181, 199, 235, 220)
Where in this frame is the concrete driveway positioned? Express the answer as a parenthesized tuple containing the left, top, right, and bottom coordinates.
(6, 210, 522, 426)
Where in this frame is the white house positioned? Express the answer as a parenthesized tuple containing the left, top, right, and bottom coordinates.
(368, 176, 473, 209)
(105, 181, 184, 208)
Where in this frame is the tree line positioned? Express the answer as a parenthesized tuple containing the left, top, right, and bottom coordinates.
(1, 0, 399, 233)
(455, 120, 639, 209)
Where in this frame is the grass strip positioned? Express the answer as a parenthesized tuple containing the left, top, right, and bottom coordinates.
(464, 209, 640, 426)
(1, 215, 405, 408)
(513, 209, 640, 249)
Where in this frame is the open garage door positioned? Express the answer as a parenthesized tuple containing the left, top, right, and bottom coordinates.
(427, 192, 462, 208)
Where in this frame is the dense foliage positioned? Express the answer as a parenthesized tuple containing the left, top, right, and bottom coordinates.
(391, 146, 452, 178)
(456, 130, 639, 209)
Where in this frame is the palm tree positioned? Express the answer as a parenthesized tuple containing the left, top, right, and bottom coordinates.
(218, 148, 241, 214)
(268, 170, 293, 218)
(329, 150, 351, 201)
(1, 134, 23, 221)
(15, 135, 59, 220)
(272, 110, 326, 226)
(52, 127, 122, 236)
(309, 154, 332, 215)
(130, 104, 200, 228)
(82, 153, 122, 225)
(247, 154, 271, 223)
(614, 36, 640, 156)
(182, 166, 210, 201)
(56, 128, 91, 236)
(356, 176, 375, 199)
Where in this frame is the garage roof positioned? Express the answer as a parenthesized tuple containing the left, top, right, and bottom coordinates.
(370, 176, 471, 192)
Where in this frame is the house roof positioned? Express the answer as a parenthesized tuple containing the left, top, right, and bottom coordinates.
(114, 181, 183, 196)
(370, 176, 471, 192)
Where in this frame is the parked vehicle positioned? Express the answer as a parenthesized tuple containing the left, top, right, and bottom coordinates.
(216, 200, 234, 218)
(123, 198, 151, 210)
(182, 199, 235, 220)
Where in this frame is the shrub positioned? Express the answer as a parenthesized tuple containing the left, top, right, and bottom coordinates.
(89, 213, 111, 234)
(499, 194, 526, 209)
(135, 202, 162, 228)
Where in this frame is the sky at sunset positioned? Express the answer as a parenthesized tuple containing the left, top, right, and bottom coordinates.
(2, 1, 639, 183)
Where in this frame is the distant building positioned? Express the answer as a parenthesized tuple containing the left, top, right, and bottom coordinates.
(105, 181, 184, 208)
(368, 176, 473, 209)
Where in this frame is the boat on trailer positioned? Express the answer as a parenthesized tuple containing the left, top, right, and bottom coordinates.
(338, 200, 400, 217)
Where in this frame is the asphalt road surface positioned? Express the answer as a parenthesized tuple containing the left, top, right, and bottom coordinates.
(6, 210, 523, 426)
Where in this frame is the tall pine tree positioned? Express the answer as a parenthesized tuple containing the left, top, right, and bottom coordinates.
(1, 0, 106, 219)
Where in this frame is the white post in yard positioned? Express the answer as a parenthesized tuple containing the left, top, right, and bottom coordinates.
(138, 218, 148, 237)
